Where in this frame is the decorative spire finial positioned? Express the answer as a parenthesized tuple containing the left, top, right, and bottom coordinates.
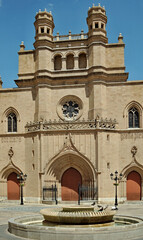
(8, 147, 14, 160)
(0, 75, 2, 88)
(20, 41, 25, 51)
(131, 146, 137, 157)
(118, 33, 124, 43)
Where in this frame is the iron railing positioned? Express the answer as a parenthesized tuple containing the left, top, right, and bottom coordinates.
(43, 182, 97, 205)
(78, 182, 97, 205)
(43, 184, 58, 204)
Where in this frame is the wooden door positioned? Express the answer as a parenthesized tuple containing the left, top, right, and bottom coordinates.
(61, 167, 82, 201)
(7, 172, 20, 200)
(127, 171, 141, 200)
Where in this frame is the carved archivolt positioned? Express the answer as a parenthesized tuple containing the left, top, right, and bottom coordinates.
(43, 133, 97, 182)
(0, 161, 21, 180)
(0, 147, 21, 179)
(121, 146, 143, 179)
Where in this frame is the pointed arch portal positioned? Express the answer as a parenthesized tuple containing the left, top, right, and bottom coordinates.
(61, 167, 82, 201)
(127, 171, 141, 201)
(45, 151, 97, 202)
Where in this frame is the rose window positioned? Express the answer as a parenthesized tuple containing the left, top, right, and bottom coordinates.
(62, 101, 80, 120)
(57, 95, 83, 121)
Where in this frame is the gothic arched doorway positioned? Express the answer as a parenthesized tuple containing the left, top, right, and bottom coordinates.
(127, 171, 141, 200)
(61, 167, 82, 201)
(7, 172, 20, 200)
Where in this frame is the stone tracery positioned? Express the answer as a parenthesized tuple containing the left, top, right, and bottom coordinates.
(62, 100, 80, 120)
(25, 116, 117, 132)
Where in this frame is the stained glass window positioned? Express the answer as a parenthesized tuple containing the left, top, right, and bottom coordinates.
(62, 101, 80, 120)
(128, 107, 139, 128)
(8, 113, 17, 132)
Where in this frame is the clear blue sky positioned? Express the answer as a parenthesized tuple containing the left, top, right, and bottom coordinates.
(0, 0, 143, 88)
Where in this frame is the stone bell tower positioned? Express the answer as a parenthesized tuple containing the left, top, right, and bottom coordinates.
(86, 4, 127, 120)
(87, 3, 108, 43)
(33, 10, 55, 122)
(86, 3, 108, 70)
(34, 9, 55, 48)
(32, 9, 55, 79)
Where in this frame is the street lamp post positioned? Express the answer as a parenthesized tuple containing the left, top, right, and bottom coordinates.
(110, 171, 122, 210)
(17, 172, 27, 205)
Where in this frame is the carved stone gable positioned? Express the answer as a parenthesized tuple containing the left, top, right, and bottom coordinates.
(63, 133, 74, 152)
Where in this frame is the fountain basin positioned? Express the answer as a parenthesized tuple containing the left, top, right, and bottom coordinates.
(40, 206, 115, 224)
(8, 214, 143, 240)
(62, 205, 95, 212)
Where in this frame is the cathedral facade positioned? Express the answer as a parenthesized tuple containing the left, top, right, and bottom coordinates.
(0, 4, 143, 203)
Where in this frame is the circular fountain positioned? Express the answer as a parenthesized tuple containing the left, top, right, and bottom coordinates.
(40, 205, 115, 225)
(8, 205, 143, 240)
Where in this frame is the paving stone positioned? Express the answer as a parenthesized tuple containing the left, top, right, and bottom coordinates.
(0, 203, 143, 239)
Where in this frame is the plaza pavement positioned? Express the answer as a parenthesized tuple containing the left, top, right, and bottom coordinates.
(0, 202, 143, 240)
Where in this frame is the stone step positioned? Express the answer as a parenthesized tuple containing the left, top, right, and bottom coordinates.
(0, 200, 20, 204)
(125, 201, 143, 204)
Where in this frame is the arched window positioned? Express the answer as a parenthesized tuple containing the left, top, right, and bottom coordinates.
(128, 107, 139, 128)
(8, 113, 17, 132)
(78, 53, 87, 69)
(54, 55, 62, 70)
(66, 54, 74, 69)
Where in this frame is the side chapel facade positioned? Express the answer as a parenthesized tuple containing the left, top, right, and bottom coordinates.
(0, 4, 143, 203)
